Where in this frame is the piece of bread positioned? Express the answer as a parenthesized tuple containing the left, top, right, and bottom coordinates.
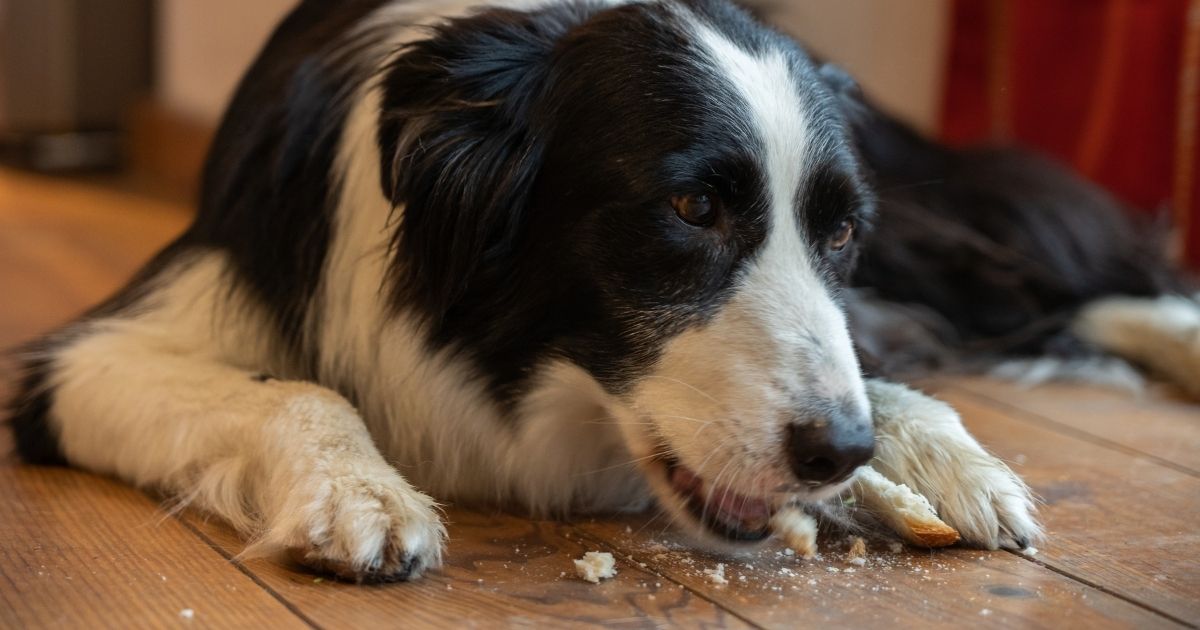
(853, 466, 960, 547)
(573, 551, 617, 583)
(770, 506, 819, 558)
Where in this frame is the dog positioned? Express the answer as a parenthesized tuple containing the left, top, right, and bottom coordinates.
(8, 0, 1196, 582)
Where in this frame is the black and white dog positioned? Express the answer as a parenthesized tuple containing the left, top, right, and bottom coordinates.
(9, 0, 1196, 581)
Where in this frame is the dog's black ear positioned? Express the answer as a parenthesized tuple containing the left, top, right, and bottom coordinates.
(379, 6, 589, 318)
(817, 63, 862, 100)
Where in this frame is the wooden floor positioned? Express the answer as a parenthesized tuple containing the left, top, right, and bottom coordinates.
(1, 168, 1197, 629)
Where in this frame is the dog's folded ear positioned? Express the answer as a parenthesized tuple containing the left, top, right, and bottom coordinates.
(379, 6, 592, 318)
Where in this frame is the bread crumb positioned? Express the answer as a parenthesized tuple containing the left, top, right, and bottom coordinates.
(179, 609, 195, 620)
(770, 507, 818, 559)
(1021, 546, 1039, 556)
(846, 536, 868, 566)
(574, 551, 617, 583)
(704, 563, 728, 585)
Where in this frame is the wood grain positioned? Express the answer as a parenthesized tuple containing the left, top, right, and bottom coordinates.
(188, 508, 750, 629)
(949, 378, 1200, 474)
(0, 460, 310, 629)
(575, 517, 1179, 629)
(932, 385, 1200, 625)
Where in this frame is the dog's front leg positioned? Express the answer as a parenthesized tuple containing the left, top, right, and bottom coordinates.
(863, 379, 1041, 550)
(41, 329, 445, 581)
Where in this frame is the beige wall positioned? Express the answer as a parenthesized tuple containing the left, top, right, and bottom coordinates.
(758, 0, 952, 133)
(157, 0, 294, 123)
(157, 0, 950, 132)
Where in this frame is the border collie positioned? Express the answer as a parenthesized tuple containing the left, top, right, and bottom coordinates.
(8, 0, 1196, 581)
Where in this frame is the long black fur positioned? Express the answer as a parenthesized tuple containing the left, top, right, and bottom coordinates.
(818, 65, 1189, 371)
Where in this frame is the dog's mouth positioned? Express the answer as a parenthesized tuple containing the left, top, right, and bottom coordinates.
(656, 451, 776, 542)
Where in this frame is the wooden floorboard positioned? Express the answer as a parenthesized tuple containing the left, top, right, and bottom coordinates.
(576, 517, 1179, 629)
(0, 455, 309, 628)
(187, 509, 750, 629)
(931, 386, 1200, 625)
(2, 168, 1198, 628)
(950, 378, 1200, 475)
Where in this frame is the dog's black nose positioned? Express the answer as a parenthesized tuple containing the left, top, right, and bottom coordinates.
(787, 408, 875, 485)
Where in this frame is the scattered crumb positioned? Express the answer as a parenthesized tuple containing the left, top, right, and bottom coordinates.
(179, 609, 195, 620)
(826, 567, 840, 573)
(1021, 547, 1039, 556)
(979, 609, 992, 616)
(783, 548, 795, 556)
(888, 541, 904, 553)
(574, 551, 617, 584)
(703, 563, 728, 585)
(312, 577, 324, 584)
(625, 525, 633, 534)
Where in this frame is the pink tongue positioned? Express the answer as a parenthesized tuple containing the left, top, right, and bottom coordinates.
(670, 466, 771, 525)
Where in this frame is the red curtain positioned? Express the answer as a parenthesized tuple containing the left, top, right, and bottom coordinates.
(943, 0, 1200, 269)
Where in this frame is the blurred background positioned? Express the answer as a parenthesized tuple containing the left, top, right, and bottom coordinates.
(0, 0, 1197, 267)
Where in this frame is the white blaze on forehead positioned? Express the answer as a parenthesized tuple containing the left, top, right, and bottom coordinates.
(688, 25, 867, 405)
(694, 26, 809, 219)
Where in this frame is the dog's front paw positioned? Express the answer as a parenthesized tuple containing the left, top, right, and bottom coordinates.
(923, 449, 1041, 550)
(868, 381, 1041, 550)
(260, 466, 446, 582)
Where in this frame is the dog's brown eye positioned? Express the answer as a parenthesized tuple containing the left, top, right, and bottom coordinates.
(672, 193, 718, 227)
(829, 219, 855, 251)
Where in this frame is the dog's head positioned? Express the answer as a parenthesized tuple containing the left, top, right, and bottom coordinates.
(381, 0, 875, 543)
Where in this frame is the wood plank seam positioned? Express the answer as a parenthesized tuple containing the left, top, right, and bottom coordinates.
(1003, 549, 1196, 629)
(568, 525, 769, 630)
(943, 385, 1200, 479)
(176, 516, 324, 630)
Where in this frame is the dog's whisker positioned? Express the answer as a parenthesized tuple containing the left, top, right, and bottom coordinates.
(641, 375, 723, 406)
(575, 452, 663, 476)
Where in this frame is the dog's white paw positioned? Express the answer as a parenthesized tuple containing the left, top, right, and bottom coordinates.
(259, 465, 446, 582)
(920, 447, 1041, 550)
(867, 380, 1042, 550)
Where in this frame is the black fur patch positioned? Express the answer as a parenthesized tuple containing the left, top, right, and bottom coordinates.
(376, 1, 859, 403)
(7, 352, 67, 465)
(828, 66, 1185, 357)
